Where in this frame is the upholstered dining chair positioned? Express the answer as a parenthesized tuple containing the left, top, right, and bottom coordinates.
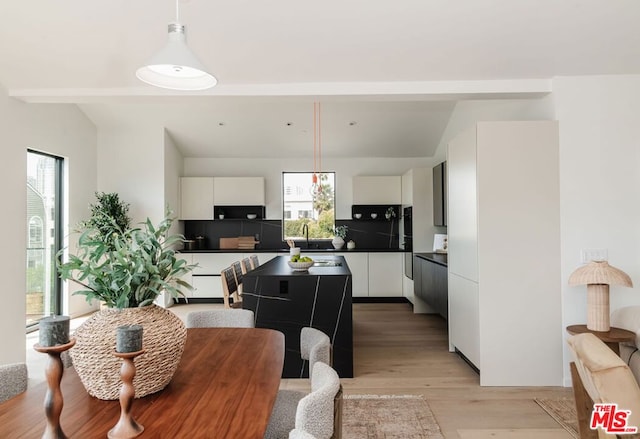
(250, 254, 260, 269)
(300, 327, 331, 376)
(0, 363, 28, 403)
(264, 362, 342, 439)
(289, 430, 317, 439)
(221, 266, 242, 309)
(568, 333, 640, 439)
(185, 309, 255, 329)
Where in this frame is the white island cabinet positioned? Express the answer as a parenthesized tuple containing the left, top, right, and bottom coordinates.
(447, 120, 562, 386)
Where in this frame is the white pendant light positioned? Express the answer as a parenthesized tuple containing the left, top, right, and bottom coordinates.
(136, 1, 216, 90)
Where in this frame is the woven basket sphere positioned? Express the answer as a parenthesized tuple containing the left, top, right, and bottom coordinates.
(70, 304, 187, 400)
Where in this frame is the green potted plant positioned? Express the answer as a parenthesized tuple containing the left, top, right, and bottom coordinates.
(57, 193, 196, 400)
(78, 192, 131, 247)
(332, 225, 348, 249)
(385, 206, 396, 220)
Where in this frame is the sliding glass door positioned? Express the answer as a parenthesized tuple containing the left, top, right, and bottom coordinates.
(26, 150, 63, 328)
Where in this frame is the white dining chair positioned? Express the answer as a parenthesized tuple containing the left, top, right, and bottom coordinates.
(265, 362, 341, 439)
(0, 363, 28, 403)
(185, 309, 255, 328)
(300, 327, 331, 375)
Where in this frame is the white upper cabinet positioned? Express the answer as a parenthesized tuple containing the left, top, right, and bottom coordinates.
(180, 177, 214, 220)
(213, 177, 265, 206)
(352, 176, 401, 204)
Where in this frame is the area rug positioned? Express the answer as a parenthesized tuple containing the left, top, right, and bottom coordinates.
(534, 397, 579, 439)
(343, 394, 444, 438)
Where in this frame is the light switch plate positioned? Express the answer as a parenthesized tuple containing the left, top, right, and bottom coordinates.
(580, 248, 608, 264)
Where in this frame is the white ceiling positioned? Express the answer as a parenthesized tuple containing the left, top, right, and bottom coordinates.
(3, 0, 640, 158)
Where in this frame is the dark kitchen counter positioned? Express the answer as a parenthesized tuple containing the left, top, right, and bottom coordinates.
(248, 255, 351, 277)
(180, 248, 407, 254)
(415, 252, 448, 267)
(243, 255, 353, 378)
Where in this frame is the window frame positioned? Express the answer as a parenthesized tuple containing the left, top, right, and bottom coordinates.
(26, 149, 64, 329)
(282, 171, 336, 243)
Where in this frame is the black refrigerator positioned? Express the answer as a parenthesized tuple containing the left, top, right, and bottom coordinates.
(403, 206, 413, 279)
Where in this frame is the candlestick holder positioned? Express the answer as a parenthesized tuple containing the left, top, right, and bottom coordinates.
(33, 337, 76, 439)
(108, 349, 146, 439)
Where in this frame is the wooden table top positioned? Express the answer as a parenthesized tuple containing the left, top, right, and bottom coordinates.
(566, 324, 636, 343)
(0, 328, 285, 439)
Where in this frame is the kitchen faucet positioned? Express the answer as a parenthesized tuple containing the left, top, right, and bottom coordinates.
(302, 223, 309, 248)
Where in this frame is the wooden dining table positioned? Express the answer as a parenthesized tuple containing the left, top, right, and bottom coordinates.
(0, 328, 285, 438)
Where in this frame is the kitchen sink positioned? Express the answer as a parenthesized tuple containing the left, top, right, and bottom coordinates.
(313, 260, 342, 267)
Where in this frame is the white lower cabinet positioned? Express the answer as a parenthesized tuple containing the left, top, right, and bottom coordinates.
(341, 253, 368, 297)
(448, 273, 480, 367)
(368, 253, 403, 297)
(190, 253, 239, 298)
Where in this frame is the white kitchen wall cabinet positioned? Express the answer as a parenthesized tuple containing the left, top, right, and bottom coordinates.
(352, 176, 401, 205)
(368, 253, 403, 297)
(447, 120, 562, 386)
(341, 253, 369, 297)
(180, 177, 214, 220)
(213, 177, 265, 206)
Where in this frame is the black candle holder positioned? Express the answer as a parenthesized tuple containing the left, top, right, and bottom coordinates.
(33, 338, 76, 439)
(108, 349, 146, 439)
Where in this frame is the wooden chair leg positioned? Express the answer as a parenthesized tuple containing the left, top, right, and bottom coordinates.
(570, 362, 599, 439)
(331, 385, 343, 439)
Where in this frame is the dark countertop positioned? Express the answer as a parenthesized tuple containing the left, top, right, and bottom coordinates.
(180, 248, 407, 254)
(415, 252, 448, 267)
(248, 255, 352, 276)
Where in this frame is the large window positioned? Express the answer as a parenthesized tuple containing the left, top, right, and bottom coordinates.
(283, 172, 335, 242)
(26, 150, 63, 328)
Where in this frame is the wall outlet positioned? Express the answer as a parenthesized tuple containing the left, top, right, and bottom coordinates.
(580, 248, 608, 264)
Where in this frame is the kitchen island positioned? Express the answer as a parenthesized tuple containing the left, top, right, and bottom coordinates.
(242, 255, 353, 378)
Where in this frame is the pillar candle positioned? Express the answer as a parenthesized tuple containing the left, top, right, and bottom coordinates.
(39, 315, 70, 347)
(116, 325, 143, 353)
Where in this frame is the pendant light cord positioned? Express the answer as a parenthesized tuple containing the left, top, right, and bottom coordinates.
(175, 0, 180, 23)
(313, 103, 317, 177)
(318, 102, 322, 176)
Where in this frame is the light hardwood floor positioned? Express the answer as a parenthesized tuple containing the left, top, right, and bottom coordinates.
(28, 302, 573, 438)
(279, 302, 574, 439)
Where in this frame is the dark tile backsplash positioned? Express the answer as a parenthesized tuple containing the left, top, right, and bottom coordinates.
(183, 218, 399, 250)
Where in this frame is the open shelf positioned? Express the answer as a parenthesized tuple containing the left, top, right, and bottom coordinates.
(351, 204, 400, 221)
(213, 205, 265, 220)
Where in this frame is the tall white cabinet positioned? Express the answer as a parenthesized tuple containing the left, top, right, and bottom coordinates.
(447, 121, 563, 386)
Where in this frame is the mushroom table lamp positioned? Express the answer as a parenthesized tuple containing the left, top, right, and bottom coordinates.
(568, 260, 633, 332)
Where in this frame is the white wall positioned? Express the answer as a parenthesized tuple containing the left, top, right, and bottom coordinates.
(163, 130, 184, 237)
(432, 97, 556, 163)
(97, 127, 165, 225)
(0, 86, 97, 365)
(554, 75, 640, 385)
(184, 157, 433, 219)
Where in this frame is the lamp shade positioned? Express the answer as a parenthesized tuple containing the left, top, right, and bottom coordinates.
(568, 261, 633, 287)
(569, 260, 633, 332)
(136, 23, 216, 91)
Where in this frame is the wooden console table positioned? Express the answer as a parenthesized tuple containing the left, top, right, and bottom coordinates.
(0, 328, 284, 438)
(566, 324, 635, 356)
